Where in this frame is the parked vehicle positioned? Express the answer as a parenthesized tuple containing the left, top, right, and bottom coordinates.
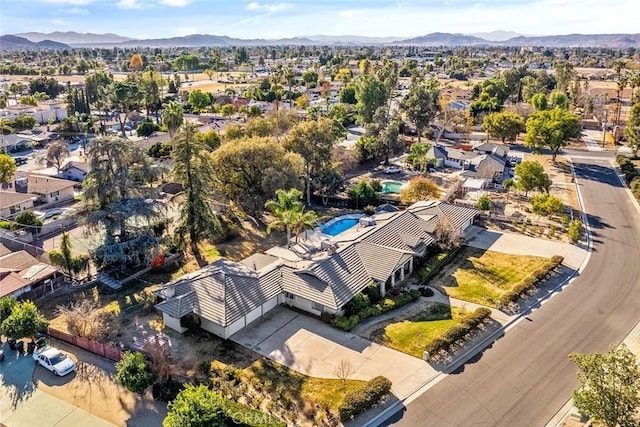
(14, 156, 28, 166)
(383, 166, 402, 174)
(33, 347, 76, 376)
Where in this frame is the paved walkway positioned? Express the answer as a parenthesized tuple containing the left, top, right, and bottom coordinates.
(464, 225, 588, 269)
(231, 306, 439, 399)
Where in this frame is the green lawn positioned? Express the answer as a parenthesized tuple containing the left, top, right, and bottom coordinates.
(435, 246, 549, 307)
(370, 304, 466, 358)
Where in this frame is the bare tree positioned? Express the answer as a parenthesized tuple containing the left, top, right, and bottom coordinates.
(57, 299, 110, 340)
(333, 358, 353, 383)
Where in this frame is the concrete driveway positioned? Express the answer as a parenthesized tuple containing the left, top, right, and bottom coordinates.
(0, 341, 114, 427)
(231, 306, 439, 399)
(464, 225, 588, 269)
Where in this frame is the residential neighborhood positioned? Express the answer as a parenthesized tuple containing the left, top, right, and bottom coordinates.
(1, 3, 640, 427)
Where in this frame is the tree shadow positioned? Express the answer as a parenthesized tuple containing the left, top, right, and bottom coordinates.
(0, 344, 38, 411)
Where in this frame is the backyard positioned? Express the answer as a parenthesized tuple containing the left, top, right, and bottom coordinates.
(429, 246, 550, 307)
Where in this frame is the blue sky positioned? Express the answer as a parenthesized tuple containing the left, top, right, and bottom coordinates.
(1, 0, 638, 39)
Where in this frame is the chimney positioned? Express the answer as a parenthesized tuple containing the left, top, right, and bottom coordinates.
(165, 284, 175, 299)
(14, 177, 28, 193)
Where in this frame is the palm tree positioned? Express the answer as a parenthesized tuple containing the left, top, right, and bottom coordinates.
(161, 100, 184, 136)
(0, 118, 13, 135)
(291, 208, 318, 244)
(265, 188, 304, 249)
(406, 142, 435, 175)
(285, 66, 295, 109)
(171, 124, 223, 267)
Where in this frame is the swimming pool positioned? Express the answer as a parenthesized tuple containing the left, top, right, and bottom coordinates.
(381, 180, 406, 194)
(320, 215, 363, 236)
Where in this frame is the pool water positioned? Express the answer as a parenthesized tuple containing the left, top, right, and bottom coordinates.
(381, 181, 405, 194)
(321, 218, 360, 236)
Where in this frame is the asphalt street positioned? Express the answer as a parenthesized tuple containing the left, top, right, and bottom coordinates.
(385, 155, 640, 426)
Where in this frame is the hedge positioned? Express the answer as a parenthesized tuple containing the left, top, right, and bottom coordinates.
(338, 376, 392, 421)
(332, 290, 421, 331)
(424, 307, 492, 356)
(496, 255, 564, 307)
(616, 155, 639, 185)
(417, 247, 460, 283)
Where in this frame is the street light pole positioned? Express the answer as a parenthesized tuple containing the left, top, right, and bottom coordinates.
(602, 109, 608, 148)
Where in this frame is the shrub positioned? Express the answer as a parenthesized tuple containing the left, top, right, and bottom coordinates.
(163, 384, 225, 427)
(567, 220, 582, 243)
(14, 211, 42, 233)
(475, 194, 491, 211)
(417, 251, 451, 283)
(0, 221, 10, 230)
(419, 287, 434, 297)
(152, 379, 185, 402)
(364, 282, 381, 303)
(496, 256, 564, 307)
(616, 154, 630, 165)
(424, 307, 492, 356)
(344, 293, 370, 316)
(116, 351, 157, 394)
(338, 376, 392, 421)
(332, 290, 420, 331)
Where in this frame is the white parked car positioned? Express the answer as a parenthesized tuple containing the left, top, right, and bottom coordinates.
(33, 347, 76, 376)
(383, 166, 402, 174)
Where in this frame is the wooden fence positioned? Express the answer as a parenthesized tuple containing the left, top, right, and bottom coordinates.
(47, 327, 123, 361)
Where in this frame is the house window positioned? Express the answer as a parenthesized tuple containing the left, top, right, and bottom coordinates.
(284, 292, 295, 300)
(312, 302, 324, 312)
(50, 191, 60, 197)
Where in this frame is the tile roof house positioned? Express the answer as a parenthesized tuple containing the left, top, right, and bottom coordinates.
(155, 202, 478, 339)
(14, 173, 76, 205)
(0, 190, 38, 218)
(0, 250, 60, 299)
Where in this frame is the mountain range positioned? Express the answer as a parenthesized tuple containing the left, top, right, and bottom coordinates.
(4, 31, 640, 48)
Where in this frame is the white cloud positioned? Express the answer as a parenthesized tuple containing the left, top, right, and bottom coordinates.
(61, 7, 89, 14)
(246, 2, 293, 13)
(339, 9, 363, 19)
(51, 18, 71, 25)
(159, 0, 190, 6)
(116, 0, 144, 9)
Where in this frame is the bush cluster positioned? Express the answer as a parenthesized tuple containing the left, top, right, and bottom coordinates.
(338, 376, 392, 421)
(617, 155, 639, 184)
(424, 307, 492, 356)
(332, 289, 421, 331)
(417, 250, 455, 283)
(497, 255, 564, 307)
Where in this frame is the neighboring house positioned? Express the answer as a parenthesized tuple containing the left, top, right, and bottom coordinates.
(0, 133, 35, 153)
(469, 154, 507, 181)
(441, 147, 481, 170)
(59, 161, 90, 182)
(156, 202, 477, 339)
(408, 200, 480, 239)
(472, 142, 508, 158)
(426, 145, 448, 168)
(0, 190, 37, 217)
(15, 174, 76, 205)
(0, 250, 60, 299)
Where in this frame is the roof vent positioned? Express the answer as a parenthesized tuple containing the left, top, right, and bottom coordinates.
(359, 217, 376, 227)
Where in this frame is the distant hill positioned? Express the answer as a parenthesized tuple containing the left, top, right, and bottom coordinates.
(397, 32, 489, 46)
(501, 33, 640, 48)
(305, 35, 403, 44)
(16, 31, 135, 45)
(0, 34, 70, 50)
(117, 34, 317, 47)
(5, 31, 640, 48)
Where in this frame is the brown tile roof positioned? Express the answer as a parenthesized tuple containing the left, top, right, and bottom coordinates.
(0, 191, 37, 209)
(0, 250, 40, 270)
(25, 174, 75, 195)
